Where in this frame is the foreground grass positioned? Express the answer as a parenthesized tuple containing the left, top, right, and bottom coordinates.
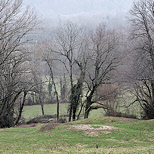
(0, 117, 154, 153)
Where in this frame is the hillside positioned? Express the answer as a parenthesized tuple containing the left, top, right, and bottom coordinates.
(0, 117, 154, 153)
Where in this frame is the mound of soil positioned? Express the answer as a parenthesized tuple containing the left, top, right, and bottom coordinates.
(39, 122, 72, 132)
(38, 123, 61, 132)
(70, 124, 117, 131)
(70, 124, 118, 136)
(15, 123, 39, 128)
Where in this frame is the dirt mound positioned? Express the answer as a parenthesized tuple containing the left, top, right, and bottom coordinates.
(15, 123, 39, 128)
(39, 123, 61, 132)
(70, 124, 118, 136)
(39, 122, 73, 132)
(70, 124, 117, 131)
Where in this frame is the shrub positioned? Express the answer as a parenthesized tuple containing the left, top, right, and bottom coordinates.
(105, 111, 137, 119)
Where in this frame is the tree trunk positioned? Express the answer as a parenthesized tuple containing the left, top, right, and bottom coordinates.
(41, 104, 44, 115)
(15, 91, 27, 125)
(51, 70, 60, 122)
(151, 81, 154, 100)
(39, 95, 44, 115)
(69, 61, 73, 122)
(55, 90, 59, 122)
(51, 76, 60, 122)
(84, 110, 90, 119)
(84, 99, 92, 119)
(77, 101, 84, 120)
(72, 108, 76, 121)
(69, 104, 72, 122)
(45, 60, 60, 122)
(84, 89, 95, 119)
(72, 104, 78, 121)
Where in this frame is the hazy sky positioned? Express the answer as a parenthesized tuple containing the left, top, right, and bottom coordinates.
(23, 0, 134, 27)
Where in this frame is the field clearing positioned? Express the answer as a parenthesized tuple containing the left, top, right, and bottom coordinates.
(22, 96, 141, 123)
(22, 104, 68, 120)
(22, 103, 104, 121)
(0, 117, 154, 153)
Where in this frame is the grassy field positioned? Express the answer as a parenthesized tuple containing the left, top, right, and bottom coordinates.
(22, 104, 69, 120)
(0, 117, 154, 153)
(22, 103, 104, 121)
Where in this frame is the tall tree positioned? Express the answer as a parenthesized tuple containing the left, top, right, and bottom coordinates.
(70, 59, 87, 121)
(40, 42, 61, 122)
(0, 0, 37, 127)
(129, 0, 154, 119)
(45, 59, 60, 122)
(31, 69, 45, 115)
(84, 24, 119, 118)
(53, 22, 83, 121)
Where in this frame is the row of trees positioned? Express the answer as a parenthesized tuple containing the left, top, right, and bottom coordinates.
(40, 22, 121, 121)
(0, 0, 153, 127)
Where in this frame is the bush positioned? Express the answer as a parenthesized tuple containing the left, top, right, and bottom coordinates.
(105, 111, 137, 119)
(58, 117, 67, 123)
(26, 114, 56, 124)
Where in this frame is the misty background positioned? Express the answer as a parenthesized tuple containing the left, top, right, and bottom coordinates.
(23, 0, 134, 28)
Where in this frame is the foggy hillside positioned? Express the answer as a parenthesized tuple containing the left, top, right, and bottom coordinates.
(24, 0, 134, 15)
(23, 0, 134, 28)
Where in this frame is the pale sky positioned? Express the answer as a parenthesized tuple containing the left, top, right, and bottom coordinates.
(23, 0, 134, 27)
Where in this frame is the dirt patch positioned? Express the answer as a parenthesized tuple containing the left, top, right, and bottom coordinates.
(106, 138, 118, 141)
(85, 131, 98, 137)
(15, 123, 39, 128)
(70, 124, 118, 136)
(39, 123, 73, 132)
(70, 124, 117, 131)
(38, 123, 61, 132)
(76, 144, 88, 148)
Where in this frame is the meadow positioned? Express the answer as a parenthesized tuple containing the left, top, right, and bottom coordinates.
(0, 116, 154, 153)
(1, 103, 153, 153)
(22, 103, 104, 121)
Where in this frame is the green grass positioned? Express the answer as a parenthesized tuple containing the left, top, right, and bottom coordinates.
(0, 117, 154, 153)
(22, 103, 69, 120)
(22, 103, 104, 121)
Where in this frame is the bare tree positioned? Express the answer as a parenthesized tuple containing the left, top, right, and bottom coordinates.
(0, 0, 37, 66)
(31, 69, 45, 115)
(38, 41, 61, 122)
(54, 21, 82, 87)
(44, 59, 60, 122)
(52, 22, 84, 121)
(70, 58, 87, 121)
(128, 0, 154, 119)
(0, 0, 37, 127)
(0, 49, 33, 127)
(84, 24, 119, 118)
